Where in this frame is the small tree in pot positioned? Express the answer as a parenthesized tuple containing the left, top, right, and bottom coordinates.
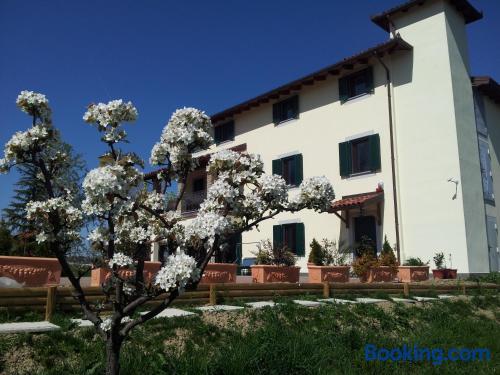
(251, 239, 299, 283)
(307, 238, 350, 283)
(432, 251, 457, 279)
(353, 236, 397, 282)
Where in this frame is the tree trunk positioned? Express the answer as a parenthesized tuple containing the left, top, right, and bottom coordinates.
(106, 334, 122, 375)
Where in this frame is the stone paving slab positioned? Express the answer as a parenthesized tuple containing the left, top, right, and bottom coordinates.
(293, 300, 324, 307)
(318, 298, 358, 304)
(437, 295, 455, 299)
(71, 319, 94, 328)
(195, 305, 245, 312)
(413, 296, 438, 302)
(245, 301, 279, 309)
(391, 298, 416, 303)
(0, 321, 61, 334)
(356, 298, 388, 304)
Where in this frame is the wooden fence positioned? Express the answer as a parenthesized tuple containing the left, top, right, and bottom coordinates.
(0, 282, 497, 321)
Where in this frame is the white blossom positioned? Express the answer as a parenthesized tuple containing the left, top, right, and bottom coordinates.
(294, 176, 335, 211)
(150, 107, 212, 172)
(108, 252, 133, 268)
(82, 164, 142, 214)
(26, 197, 83, 244)
(100, 316, 133, 332)
(16, 90, 52, 123)
(259, 174, 288, 204)
(154, 249, 200, 292)
(83, 99, 137, 127)
(184, 212, 229, 248)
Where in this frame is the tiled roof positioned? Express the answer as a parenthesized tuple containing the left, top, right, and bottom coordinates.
(330, 191, 384, 212)
(371, 0, 482, 32)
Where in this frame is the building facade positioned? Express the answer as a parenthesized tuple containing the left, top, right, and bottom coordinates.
(175, 0, 500, 275)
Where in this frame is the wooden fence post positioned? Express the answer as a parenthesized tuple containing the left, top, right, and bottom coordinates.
(45, 286, 57, 321)
(403, 283, 410, 297)
(322, 281, 330, 298)
(209, 284, 217, 305)
(462, 283, 466, 295)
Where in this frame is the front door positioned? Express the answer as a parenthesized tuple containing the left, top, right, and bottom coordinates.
(354, 215, 377, 255)
(486, 216, 499, 272)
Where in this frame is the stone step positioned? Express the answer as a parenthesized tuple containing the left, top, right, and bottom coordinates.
(245, 301, 278, 309)
(413, 296, 438, 302)
(293, 300, 324, 307)
(391, 297, 416, 303)
(437, 295, 455, 299)
(318, 298, 358, 304)
(0, 321, 61, 334)
(355, 298, 388, 304)
(71, 318, 94, 327)
(195, 305, 245, 312)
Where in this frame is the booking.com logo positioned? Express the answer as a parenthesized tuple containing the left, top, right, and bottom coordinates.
(364, 344, 491, 366)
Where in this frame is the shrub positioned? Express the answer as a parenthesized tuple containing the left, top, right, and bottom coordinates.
(308, 238, 350, 266)
(378, 236, 398, 273)
(254, 239, 296, 266)
(352, 252, 377, 278)
(403, 257, 428, 266)
(433, 251, 445, 269)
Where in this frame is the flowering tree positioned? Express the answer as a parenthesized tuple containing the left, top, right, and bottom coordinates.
(0, 91, 335, 375)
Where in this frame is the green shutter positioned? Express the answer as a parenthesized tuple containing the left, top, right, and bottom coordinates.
(272, 158, 282, 176)
(368, 134, 381, 171)
(291, 95, 299, 119)
(273, 225, 283, 249)
(339, 76, 349, 103)
(294, 154, 303, 186)
(365, 67, 374, 93)
(272, 102, 280, 124)
(228, 121, 235, 141)
(295, 223, 305, 256)
(214, 126, 222, 144)
(339, 141, 352, 177)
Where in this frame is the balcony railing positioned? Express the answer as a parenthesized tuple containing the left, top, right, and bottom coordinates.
(181, 190, 207, 214)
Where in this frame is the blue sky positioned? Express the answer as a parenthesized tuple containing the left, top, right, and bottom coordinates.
(0, 0, 499, 214)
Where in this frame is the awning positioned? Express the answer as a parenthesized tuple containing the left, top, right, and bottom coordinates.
(329, 191, 384, 212)
(329, 191, 384, 228)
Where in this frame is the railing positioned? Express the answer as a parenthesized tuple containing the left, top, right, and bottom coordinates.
(0, 282, 497, 320)
(181, 191, 207, 214)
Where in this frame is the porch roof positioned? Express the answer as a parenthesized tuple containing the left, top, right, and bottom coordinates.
(329, 191, 384, 212)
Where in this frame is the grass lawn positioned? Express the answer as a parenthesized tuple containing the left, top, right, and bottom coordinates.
(0, 294, 498, 374)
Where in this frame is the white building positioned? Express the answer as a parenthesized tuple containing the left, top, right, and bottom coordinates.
(175, 0, 500, 276)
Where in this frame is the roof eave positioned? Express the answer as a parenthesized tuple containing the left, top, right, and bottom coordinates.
(211, 38, 412, 123)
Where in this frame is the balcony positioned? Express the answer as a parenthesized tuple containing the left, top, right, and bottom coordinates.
(180, 190, 207, 215)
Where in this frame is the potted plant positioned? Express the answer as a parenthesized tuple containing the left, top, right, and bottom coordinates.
(200, 242, 238, 283)
(398, 257, 429, 282)
(251, 240, 300, 283)
(432, 251, 457, 279)
(353, 236, 397, 282)
(307, 238, 350, 283)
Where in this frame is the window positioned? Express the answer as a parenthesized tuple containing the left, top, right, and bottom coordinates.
(273, 223, 305, 256)
(214, 121, 234, 144)
(479, 138, 494, 202)
(273, 96, 299, 124)
(339, 67, 374, 103)
(339, 134, 380, 177)
(192, 177, 206, 193)
(272, 154, 303, 186)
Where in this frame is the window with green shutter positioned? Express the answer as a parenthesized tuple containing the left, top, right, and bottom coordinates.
(273, 223, 305, 256)
(214, 121, 234, 144)
(338, 67, 374, 103)
(273, 96, 299, 124)
(338, 134, 380, 177)
(272, 154, 303, 186)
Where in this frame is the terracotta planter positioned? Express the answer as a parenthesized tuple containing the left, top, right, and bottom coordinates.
(90, 261, 161, 287)
(307, 265, 350, 283)
(398, 266, 429, 282)
(0, 256, 61, 286)
(432, 269, 457, 280)
(251, 265, 300, 283)
(361, 266, 396, 283)
(200, 263, 237, 284)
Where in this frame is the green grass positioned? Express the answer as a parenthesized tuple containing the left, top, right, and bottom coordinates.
(0, 295, 498, 374)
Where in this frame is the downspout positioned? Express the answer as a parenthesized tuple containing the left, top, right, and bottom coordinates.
(374, 52, 401, 263)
